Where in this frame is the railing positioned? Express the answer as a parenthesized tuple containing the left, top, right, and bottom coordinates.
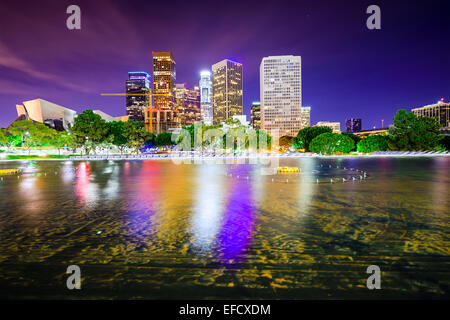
(69, 150, 450, 161)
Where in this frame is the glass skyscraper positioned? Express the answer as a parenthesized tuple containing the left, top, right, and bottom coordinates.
(212, 59, 243, 125)
(250, 102, 261, 130)
(153, 52, 176, 111)
(199, 71, 213, 125)
(346, 118, 362, 132)
(126, 71, 150, 121)
(174, 83, 201, 126)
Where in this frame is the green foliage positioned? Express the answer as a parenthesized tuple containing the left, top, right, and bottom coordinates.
(123, 120, 150, 153)
(256, 129, 271, 150)
(107, 121, 128, 153)
(0, 128, 7, 146)
(387, 109, 442, 151)
(8, 120, 56, 154)
(357, 135, 388, 153)
(296, 126, 332, 151)
(155, 132, 174, 146)
(279, 136, 294, 149)
(310, 132, 355, 155)
(341, 132, 361, 151)
(70, 110, 109, 154)
(439, 135, 450, 150)
(49, 131, 73, 155)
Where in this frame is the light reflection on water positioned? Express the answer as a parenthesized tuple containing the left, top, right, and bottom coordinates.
(0, 157, 449, 298)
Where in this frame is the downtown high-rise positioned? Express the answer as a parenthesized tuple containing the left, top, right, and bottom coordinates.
(212, 59, 243, 125)
(174, 83, 201, 126)
(126, 72, 150, 121)
(199, 71, 213, 125)
(250, 102, 261, 130)
(260, 55, 303, 137)
(147, 52, 177, 133)
(346, 118, 362, 132)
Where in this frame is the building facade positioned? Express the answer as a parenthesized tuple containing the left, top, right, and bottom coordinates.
(126, 71, 150, 121)
(346, 118, 362, 132)
(212, 59, 243, 125)
(260, 55, 303, 137)
(250, 102, 261, 130)
(174, 83, 201, 126)
(150, 52, 177, 133)
(411, 99, 450, 128)
(315, 121, 341, 133)
(199, 71, 213, 125)
(153, 52, 176, 111)
(300, 106, 311, 129)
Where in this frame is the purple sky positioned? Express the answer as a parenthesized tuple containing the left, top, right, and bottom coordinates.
(0, 0, 448, 130)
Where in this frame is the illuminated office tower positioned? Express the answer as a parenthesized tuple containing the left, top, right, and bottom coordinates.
(250, 102, 261, 129)
(174, 83, 201, 126)
(149, 51, 177, 133)
(199, 71, 213, 125)
(260, 55, 302, 137)
(212, 59, 243, 125)
(125, 71, 150, 121)
(300, 106, 311, 128)
(153, 52, 176, 111)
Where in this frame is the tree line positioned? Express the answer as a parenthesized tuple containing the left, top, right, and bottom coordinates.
(0, 110, 174, 155)
(291, 109, 450, 154)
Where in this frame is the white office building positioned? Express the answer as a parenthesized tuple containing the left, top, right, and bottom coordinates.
(315, 121, 341, 133)
(260, 55, 304, 137)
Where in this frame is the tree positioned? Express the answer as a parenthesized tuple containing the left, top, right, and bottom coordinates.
(70, 110, 109, 154)
(123, 120, 150, 153)
(0, 128, 8, 146)
(279, 136, 294, 150)
(440, 135, 450, 151)
(8, 120, 55, 155)
(387, 109, 442, 151)
(50, 131, 73, 155)
(341, 132, 361, 151)
(357, 135, 388, 153)
(107, 121, 128, 154)
(155, 132, 174, 147)
(256, 129, 272, 150)
(310, 132, 355, 155)
(296, 126, 332, 152)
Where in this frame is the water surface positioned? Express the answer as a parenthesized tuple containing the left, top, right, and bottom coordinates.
(0, 157, 448, 299)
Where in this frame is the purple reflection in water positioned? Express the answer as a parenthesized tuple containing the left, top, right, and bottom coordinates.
(217, 166, 255, 265)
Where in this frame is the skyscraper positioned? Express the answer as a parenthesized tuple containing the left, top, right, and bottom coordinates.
(260, 55, 302, 137)
(126, 71, 150, 121)
(346, 118, 362, 132)
(149, 52, 178, 133)
(250, 102, 261, 130)
(212, 59, 243, 125)
(301, 106, 311, 128)
(174, 83, 201, 126)
(199, 71, 213, 125)
(152, 52, 176, 111)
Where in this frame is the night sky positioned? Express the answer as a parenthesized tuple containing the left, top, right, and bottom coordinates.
(0, 0, 448, 129)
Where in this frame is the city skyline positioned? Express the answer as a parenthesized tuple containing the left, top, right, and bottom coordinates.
(0, 0, 449, 130)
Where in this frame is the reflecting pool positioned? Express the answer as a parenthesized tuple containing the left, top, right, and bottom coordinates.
(0, 157, 448, 299)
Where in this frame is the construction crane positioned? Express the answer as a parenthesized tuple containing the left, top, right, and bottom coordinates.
(100, 91, 168, 134)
